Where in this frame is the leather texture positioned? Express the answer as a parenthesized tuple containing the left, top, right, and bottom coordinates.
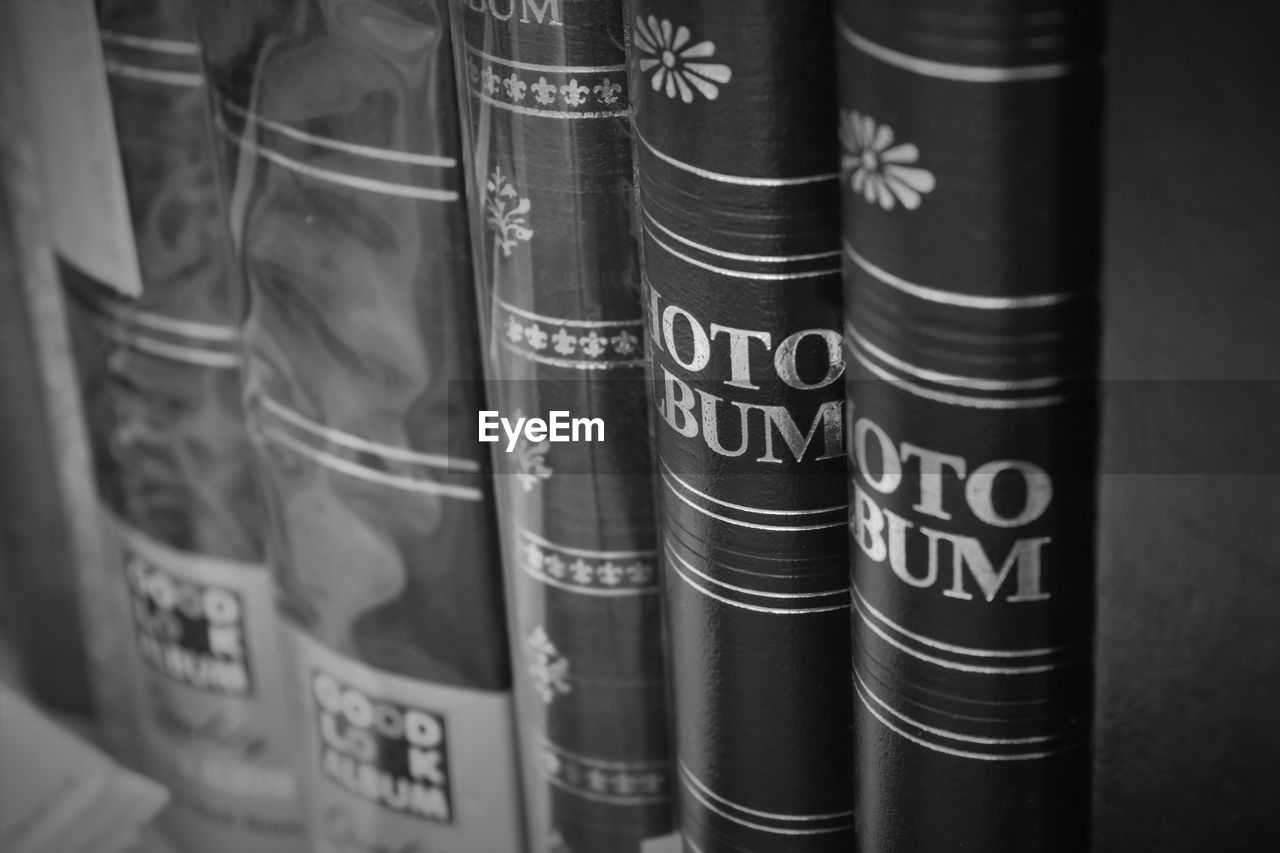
(450, 2, 673, 851)
(839, 1, 1102, 850)
(632, 2, 855, 850)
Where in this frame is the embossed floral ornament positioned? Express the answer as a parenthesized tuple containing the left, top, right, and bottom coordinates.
(526, 626, 571, 704)
(634, 16, 732, 102)
(484, 167, 532, 256)
(840, 111, 937, 211)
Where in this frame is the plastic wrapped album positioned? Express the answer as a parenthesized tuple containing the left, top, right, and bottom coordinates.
(197, 1, 523, 851)
(451, 1, 675, 851)
(58, 1, 304, 850)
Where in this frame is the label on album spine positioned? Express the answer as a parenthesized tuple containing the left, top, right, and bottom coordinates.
(838, 2, 1103, 851)
(452, 2, 674, 851)
(106, 513, 304, 853)
(631, 2, 854, 850)
(285, 626, 523, 853)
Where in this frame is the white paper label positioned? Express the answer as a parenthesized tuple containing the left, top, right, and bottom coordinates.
(286, 627, 525, 853)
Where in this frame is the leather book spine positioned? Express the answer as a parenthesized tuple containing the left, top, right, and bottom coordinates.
(630, 2, 855, 850)
(837, 1, 1104, 850)
(197, 2, 524, 851)
(451, 2, 674, 852)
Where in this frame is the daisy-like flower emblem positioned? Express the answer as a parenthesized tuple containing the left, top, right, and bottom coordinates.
(840, 110, 937, 211)
(634, 16, 732, 103)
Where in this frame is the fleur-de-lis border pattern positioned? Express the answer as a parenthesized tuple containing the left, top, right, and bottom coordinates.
(537, 741, 670, 804)
(518, 528, 658, 593)
(468, 57, 628, 115)
(497, 301, 646, 369)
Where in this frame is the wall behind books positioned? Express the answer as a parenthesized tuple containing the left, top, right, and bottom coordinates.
(1095, 0, 1280, 850)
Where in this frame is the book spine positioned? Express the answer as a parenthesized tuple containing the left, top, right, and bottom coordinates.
(629, 2, 855, 850)
(35, 1, 307, 849)
(197, 2, 524, 852)
(450, 2, 674, 852)
(837, 1, 1103, 850)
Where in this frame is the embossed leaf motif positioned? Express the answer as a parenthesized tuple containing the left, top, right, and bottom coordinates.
(507, 409, 552, 491)
(634, 16, 732, 102)
(484, 167, 533, 257)
(527, 626, 571, 704)
(839, 110, 937, 211)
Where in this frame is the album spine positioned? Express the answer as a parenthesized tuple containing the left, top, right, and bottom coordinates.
(196, 2, 523, 851)
(630, 2, 854, 850)
(30, 2, 308, 850)
(837, 1, 1103, 850)
(450, 3, 674, 852)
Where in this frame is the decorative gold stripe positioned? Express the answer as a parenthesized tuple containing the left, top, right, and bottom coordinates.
(637, 130, 838, 186)
(837, 17, 1082, 83)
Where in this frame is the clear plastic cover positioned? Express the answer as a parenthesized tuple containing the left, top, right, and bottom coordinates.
(450, 3, 674, 851)
(198, 2, 524, 850)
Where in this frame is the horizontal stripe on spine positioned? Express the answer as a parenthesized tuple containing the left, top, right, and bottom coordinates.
(92, 322, 240, 369)
(847, 324, 1067, 391)
(495, 296, 642, 329)
(852, 586, 1071, 659)
(498, 339, 646, 371)
(216, 119, 459, 202)
(636, 130, 838, 187)
(493, 294, 646, 369)
(847, 338, 1069, 409)
(257, 395, 477, 471)
(103, 60, 202, 88)
(672, 539, 849, 600)
(470, 90, 627, 120)
(645, 225, 840, 281)
(643, 208, 841, 265)
(837, 17, 1082, 83)
(854, 672, 1070, 747)
(254, 424, 483, 502)
(251, 395, 483, 500)
(678, 762, 854, 835)
(854, 677, 1083, 762)
(463, 43, 626, 75)
(537, 737, 670, 805)
(219, 98, 456, 167)
(844, 242, 1077, 309)
(852, 596, 1066, 675)
(661, 461, 846, 522)
(665, 542, 849, 615)
(67, 286, 240, 368)
(517, 526, 659, 596)
(99, 30, 198, 55)
(69, 284, 236, 342)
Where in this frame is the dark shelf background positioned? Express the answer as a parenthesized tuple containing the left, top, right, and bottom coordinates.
(1095, 0, 1280, 850)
